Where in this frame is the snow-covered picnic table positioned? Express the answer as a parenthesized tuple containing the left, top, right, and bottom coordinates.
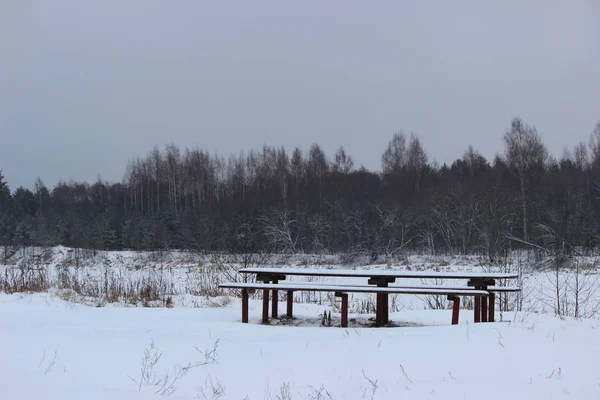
(220, 267, 520, 327)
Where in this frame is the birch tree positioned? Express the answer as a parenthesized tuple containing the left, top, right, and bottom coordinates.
(332, 146, 355, 175)
(588, 121, 600, 167)
(406, 133, 427, 190)
(503, 117, 548, 242)
(572, 141, 589, 171)
(381, 132, 407, 174)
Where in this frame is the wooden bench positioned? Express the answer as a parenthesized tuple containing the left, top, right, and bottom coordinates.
(218, 282, 490, 327)
(277, 281, 521, 292)
(237, 267, 520, 326)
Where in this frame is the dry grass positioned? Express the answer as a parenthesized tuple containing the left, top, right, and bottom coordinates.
(1, 266, 50, 293)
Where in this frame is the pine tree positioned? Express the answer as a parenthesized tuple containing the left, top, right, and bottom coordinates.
(0, 171, 15, 246)
(13, 220, 31, 246)
(0, 171, 10, 205)
(103, 228, 118, 250)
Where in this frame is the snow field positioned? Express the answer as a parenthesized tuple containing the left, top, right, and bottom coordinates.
(1, 292, 600, 399)
(2, 247, 600, 399)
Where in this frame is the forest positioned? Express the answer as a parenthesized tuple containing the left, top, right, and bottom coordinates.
(2, 117, 600, 261)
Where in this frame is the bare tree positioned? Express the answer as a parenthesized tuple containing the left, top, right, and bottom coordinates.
(406, 133, 427, 190)
(430, 198, 456, 254)
(332, 146, 355, 174)
(274, 146, 290, 200)
(503, 117, 548, 242)
(306, 144, 329, 211)
(381, 132, 407, 174)
(150, 146, 163, 213)
(449, 190, 481, 255)
(573, 141, 589, 171)
(307, 213, 330, 253)
(290, 147, 304, 214)
(477, 191, 512, 261)
(588, 121, 600, 167)
(34, 178, 48, 213)
(372, 204, 413, 258)
(462, 145, 479, 176)
(570, 258, 599, 319)
(415, 213, 437, 256)
(225, 152, 247, 202)
(259, 206, 301, 253)
(307, 144, 329, 179)
(165, 143, 182, 214)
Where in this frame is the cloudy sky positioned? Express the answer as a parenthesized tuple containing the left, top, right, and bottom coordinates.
(1, 0, 599, 189)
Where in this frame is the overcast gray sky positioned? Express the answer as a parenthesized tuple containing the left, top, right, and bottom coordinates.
(1, 0, 599, 190)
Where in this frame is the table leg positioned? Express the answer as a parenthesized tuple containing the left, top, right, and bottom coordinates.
(371, 292, 379, 326)
(377, 282, 389, 326)
(481, 294, 488, 323)
(489, 292, 495, 322)
(271, 279, 279, 318)
(262, 289, 269, 324)
(449, 295, 460, 325)
(474, 294, 481, 323)
(286, 290, 294, 318)
(242, 288, 249, 323)
(383, 291, 389, 325)
(341, 293, 348, 328)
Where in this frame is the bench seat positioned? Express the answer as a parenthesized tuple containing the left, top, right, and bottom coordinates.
(271, 281, 521, 293)
(219, 282, 489, 296)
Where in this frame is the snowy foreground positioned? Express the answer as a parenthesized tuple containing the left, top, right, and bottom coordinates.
(1, 292, 599, 400)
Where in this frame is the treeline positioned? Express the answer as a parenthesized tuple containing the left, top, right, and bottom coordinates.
(2, 117, 600, 261)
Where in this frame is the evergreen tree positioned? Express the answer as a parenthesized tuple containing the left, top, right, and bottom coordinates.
(0, 171, 15, 246)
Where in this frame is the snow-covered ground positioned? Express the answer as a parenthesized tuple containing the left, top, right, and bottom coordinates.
(1, 246, 600, 399)
(1, 292, 599, 399)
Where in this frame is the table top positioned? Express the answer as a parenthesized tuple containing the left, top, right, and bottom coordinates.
(239, 267, 519, 280)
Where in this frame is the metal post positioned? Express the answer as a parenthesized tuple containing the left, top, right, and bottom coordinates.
(489, 292, 495, 322)
(242, 288, 249, 323)
(271, 279, 279, 318)
(286, 290, 294, 318)
(262, 289, 269, 324)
